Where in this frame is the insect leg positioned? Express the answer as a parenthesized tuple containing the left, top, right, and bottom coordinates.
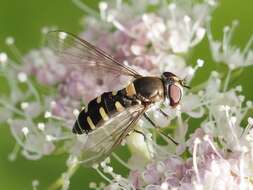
(144, 113, 157, 128)
(126, 130, 146, 141)
(133, 129, 147, 140)
(143, 113, 178, 145)
(159, 108, 169, 118)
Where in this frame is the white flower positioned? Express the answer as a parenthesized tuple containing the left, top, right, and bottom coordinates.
(180, 93, 205, 118)
(0, 52, 8, 65)
(23, 48, 67, 85)
(127, 127, 154, 169)
(208, 21, 253, 70)
(142, 4, 209, 53)
(1, 0, 253, 190)
(158, 54, 195, 79)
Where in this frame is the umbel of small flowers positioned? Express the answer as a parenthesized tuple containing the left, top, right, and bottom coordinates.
(0, 0, 253, 189)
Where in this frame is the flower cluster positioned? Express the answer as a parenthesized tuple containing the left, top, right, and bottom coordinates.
(0, 0, 253, 189)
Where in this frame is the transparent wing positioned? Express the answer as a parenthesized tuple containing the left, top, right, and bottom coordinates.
(46, 31, 142, 78)
(75, 105, 145, 166)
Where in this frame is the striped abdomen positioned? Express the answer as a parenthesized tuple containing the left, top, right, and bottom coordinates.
(72, 89, 131, 134)
(72, 77, 164, 134)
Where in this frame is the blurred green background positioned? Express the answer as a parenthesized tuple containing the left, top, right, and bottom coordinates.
(0, 0, 252, 189)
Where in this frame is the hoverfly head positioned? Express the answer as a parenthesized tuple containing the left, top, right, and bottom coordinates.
(162, 72, 190, 107)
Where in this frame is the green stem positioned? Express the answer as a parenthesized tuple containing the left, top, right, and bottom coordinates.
(189, 80, 208, 93)
(223, 69, 232, 92)
(72, 0, 99, 18)
(48, 162, 80, 190)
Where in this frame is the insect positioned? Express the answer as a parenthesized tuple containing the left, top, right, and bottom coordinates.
(46, 31, 190, 165)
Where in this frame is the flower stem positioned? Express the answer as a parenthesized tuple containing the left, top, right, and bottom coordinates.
(72, 0, 99, 18)
(112, 153, 131, 170)
(48, 162, 80, 190)
(223, 69, 232, 92)
(189, 80, 208, 93)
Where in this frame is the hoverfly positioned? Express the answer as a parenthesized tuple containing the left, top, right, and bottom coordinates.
(46, 31, 189, 165)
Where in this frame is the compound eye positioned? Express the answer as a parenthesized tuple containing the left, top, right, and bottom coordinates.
(168, 84, 182, 107)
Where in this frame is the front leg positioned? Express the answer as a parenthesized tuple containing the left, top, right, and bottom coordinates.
(159, 108, 169, 118)
(143, 113, 178, 145)
(133, 129, 147, 140)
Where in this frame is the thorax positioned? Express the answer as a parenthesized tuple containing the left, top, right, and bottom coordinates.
(126, 76, 165, 103)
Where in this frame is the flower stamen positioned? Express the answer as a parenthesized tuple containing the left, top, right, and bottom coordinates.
(193, 138, 201, 183)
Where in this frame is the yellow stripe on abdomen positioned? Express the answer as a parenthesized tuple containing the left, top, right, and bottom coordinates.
(115, 101, 125, 112)
(112, 91, 118, 96)
(99, 107, 109, 121)
(126, 82, 136, 96)
(87, 116, 96, 130)
(96, 96, 101, 104)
